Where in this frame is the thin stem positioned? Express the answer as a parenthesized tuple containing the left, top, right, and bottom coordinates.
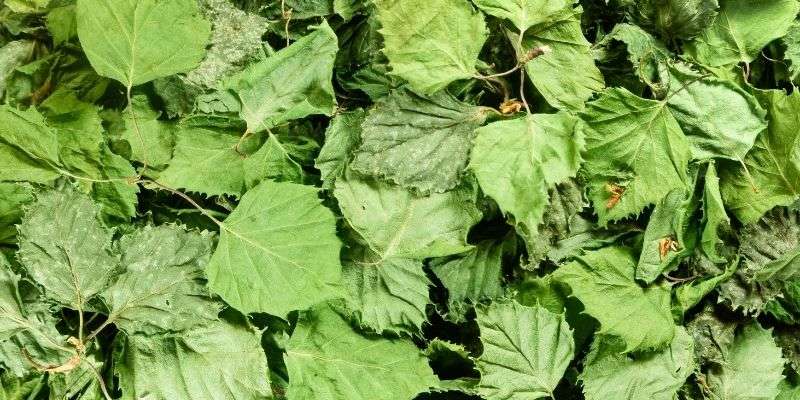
(87, 361, 113, 400)
(234, 129, 253, 156)
(83, 320, 112, 344)
(77, 307, 84, 342)
(476, 64, 522, 79)
(516, 31, 531, 114)
(281, 0, 292, 47)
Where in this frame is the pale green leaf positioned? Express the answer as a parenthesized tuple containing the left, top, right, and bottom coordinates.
(17, 187, 117, 309)
(553, 247, 675, 352)
(76, 0, 211, 88)
(581, 87, 691, 224)
(581, 328, 695, 400)
(707, 323, 785, 400)
(517, 8, 605, 111)
(0, 256, 73, 378)
(0, 40, 34, 99)
(207, 180, 342, 317)
(665, 63, 766, 160)
(159, 126, 259, 198)
(472, 0, 572, 33)
(315, 109, 365, 189)
(685, 0, 800, 67)
(100, 225, 221, 335)
(476, 301, 574, 400)
(470, 113, 582, 245)
(686, 307, 736, 366)
(224, 21, 337, 133)
(116, 95, 175, 168)
(334, 173, 481, 260)
(351, 89, 490, 194)
(0, 256, 29, 341)
(285, 303, 437, 400)
(0, 105, 60, 183)
(185, 0, 269, 88)
(115, 320, 272, 400)
(374, 0, 487, 94)
(720, 90, 800, 223)
(45, 5, 77, 45)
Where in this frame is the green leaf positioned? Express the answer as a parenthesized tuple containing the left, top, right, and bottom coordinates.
(45, 4, 77, 45)
(581, 327, 695, 400)
(17, 187, 117, 310)
(334, 173, 481, 259)
(665, 63, 766, 160)
(159, 126, 260, 198)
(0, 183, 32, 245)
(315, 109, 365, 189)
(351, 89, 489, 194)
(701, 162, 733, 262)
(374, 0, 487, 94)
(206, 180, 342, 317)
(636, 189, 698, 284)
(581, 87, 691, 225)
(115, 319, 272, 400)
(430, 237, 515, 322)
(0, 256, 72, 378)
(76, 0, 211, 88)
(0, 256, 31, 341)
(224, 21, 338, 133)
(185, 0, 268, 88)
(342, 244, 430, 335)
(516, 7, 605, 111)
(472, 0, 573, 33)
(243, 128, 319, 187)
(686, 307, 736, 366)
(0, 372, 43, 400)
(707, 323, 785, 400)
(720, 90, 800, 223)
(674, 257, 736, 314)
(0, 40, 34, 98)
(553, 247, 675, 352)
(728, 208, 800, 314)
(783, 21, 800, 81)
(599, 23, 672, 83)
(116, 95, 175, 169)
(0, 95, 138, 221)
(685, 0, 800, 67)
(630, 0, 719, 40)
(778, 380, 800, 400)
(475, 300, 574, 399)
(100, 225, 221, 335)
(0, 105, 60, 183)
(470, 113, 582, 247)
(285, 303, 438, 400)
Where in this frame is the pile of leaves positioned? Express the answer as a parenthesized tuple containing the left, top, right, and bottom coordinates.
(1, 0, 800, 398)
